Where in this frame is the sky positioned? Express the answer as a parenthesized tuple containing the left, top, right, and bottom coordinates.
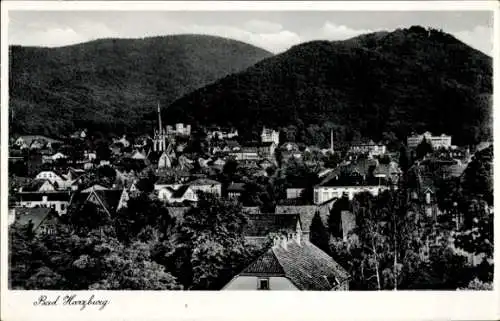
(8, 10, 494, 56)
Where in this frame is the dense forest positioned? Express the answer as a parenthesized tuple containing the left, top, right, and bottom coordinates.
(167, 26, 493, 146)
(9, 34, 272, 136)
(9, 27, 492, 146)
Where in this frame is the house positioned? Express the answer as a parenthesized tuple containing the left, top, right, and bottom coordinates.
(231, 142, 277, 160)
(261, 127, 280, 145)
(223, 233, 350, 290)
(16, 191, 71, 215)
(20, 179, 57, 192)
(14, 135, 62, 150)
(286, 188, 305, 200)
(313, 163, 392, 204)
(349, 140, 386, 156)
(12, 207, 60, 235)
(188, 178, 222, 197)
(158, 152, 173, 169)
(407, 132, 452, 150)
(69, 188, 127, 217)
(242, 213, 302, 246)
(42, 152, 67, 164)
(158, 185, 198, 204)
(166, 123, 191, 137)
(34, 171, 69, 189)
(227, 183, 246, 199)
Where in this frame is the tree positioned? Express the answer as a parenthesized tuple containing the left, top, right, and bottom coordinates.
(88, 241, 182, 290)
(416, 138, 433, 159)
(309, 211, 330, 253)
(398, 145, 409, 173)
(328, 195, 350, 237)
(175, 193, 250, 290)
(115, 195, 175, 243)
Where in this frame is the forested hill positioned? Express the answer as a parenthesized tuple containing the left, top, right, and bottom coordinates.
(9, 35, 273, 136)
(166, 26, 492, 146)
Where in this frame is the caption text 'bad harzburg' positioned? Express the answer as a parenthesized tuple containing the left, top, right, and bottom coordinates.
(33, 294, 109, 310)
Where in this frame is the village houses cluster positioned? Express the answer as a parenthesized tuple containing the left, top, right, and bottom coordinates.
(9, 107, 484, 290)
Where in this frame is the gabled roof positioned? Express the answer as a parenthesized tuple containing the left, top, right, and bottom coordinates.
(239, 240, 350, 290)
(243, 214, 301, 237)
(14, 207, 54, 230)
(22, 179, 56, 192)
(70, 189, 123, 216)
(170, 185, 192, 199)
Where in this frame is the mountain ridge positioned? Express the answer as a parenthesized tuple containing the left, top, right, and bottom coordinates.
(165, 26, 492, 146)
(9, 34, 273, 136)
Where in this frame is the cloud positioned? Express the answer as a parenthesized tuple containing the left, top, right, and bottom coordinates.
(10, 27, 87, 47)
(319, 22, 376, 40)
(9, 22, 119, 47)
(180, 24, 301, 53)
(243, 19, 283, 34)
(452, 25, 493, 56)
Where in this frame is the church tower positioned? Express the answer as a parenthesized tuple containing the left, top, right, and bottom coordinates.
(153, 102, 167, 152)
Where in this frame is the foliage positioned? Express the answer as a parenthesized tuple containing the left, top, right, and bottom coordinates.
(416, 138, 433, 159)
(10, 35, 272, 137)
(174, 193, 251, 289)
(309, 211, 330, 253)
(168, 27, 492, 146)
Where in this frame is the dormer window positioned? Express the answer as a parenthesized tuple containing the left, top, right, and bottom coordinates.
(258, 278, 269, 290)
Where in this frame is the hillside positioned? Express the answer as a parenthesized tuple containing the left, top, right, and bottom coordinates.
(166, 26, 492, 146)
(9, 34, 273, 136)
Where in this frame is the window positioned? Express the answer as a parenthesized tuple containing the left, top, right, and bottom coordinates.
(258, 278, 269, 290)
(61, 204, 65, 211)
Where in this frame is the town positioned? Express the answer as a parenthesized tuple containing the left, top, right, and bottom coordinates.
(8, 103, 493, 291)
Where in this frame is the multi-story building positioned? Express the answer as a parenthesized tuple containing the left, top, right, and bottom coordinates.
(407, 132, 452, 150)
(349, 140, 386, 156)
(261, 127, 280, 145)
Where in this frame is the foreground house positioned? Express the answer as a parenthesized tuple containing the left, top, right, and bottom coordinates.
(223, 233, 350, 291)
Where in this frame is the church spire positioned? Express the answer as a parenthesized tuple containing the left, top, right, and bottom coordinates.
(157, 101, 162, 134)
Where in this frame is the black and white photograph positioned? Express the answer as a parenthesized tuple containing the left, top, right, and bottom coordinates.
(1, 1, 497, 316)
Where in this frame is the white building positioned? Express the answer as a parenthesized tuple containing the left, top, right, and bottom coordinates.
(188, 178, 222, 197)
(313, 185, 392, 204)
(407, 132, 452, 150)
(261, 127, 280, 145)
(16, 191, 70, 215)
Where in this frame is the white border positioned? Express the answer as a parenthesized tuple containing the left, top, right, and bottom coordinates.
(1, 2, 499, 321)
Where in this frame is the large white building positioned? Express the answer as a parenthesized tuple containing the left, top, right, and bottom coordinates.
(407, 132, 452, 150)
(261, 127, 280, 145)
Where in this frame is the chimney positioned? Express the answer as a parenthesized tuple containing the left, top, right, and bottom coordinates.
(281, 235, 288, 250)
(295, 231, 301, 245)
(272, 235, 281, 248)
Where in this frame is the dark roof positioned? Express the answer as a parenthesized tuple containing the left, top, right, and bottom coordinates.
(243, 214, 301, 237)
(240, 250, 286, 275)
(70, 189, 123, 215)
(170, 185, 191, 198)
(275, 206, 324, 233)
(14, 207, 54, 230)
(240, 240, 350, 290)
